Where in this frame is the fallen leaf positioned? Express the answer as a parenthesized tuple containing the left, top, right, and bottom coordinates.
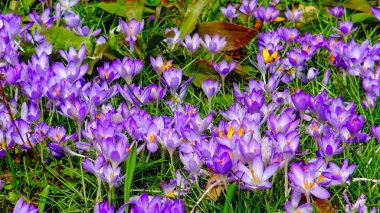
(205, 172, 225, 201)
(196, 21, 260, 51)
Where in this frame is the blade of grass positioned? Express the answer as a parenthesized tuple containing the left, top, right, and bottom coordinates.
(223, 182, 237, 213)
(38, 185, 50, 213)
(124, 144, 137, 206)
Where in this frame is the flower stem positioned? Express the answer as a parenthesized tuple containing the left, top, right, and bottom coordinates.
(169, 152, 176, 178)
(284, 160, 289, 197)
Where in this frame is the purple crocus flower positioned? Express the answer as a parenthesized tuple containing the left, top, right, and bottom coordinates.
(291, 90, 311, 112)
(12, 197, 38, 213)
(332, 21, 357, 39)
(157, 127, 183, 157)
(322, 68, 331, 86)
(94, 200, 127, 213)
(0, 179, 2, 190)
(328, 5, 344, 18)
(112, 56, 144, 84)
(322, 158, 356, 186)
(221, 4, 240, 20)
(212, 60, 236, 84)
(162, 67, 183, 95)
(370, 125, 380, 143)
(201, 34, 227, 58)
(317, 133, 344, 159)
(243, 89, 264, 113)
(11, 119, 34, 151)
(345, 113, 365, 134)
(150, 55, 173, 78)
(119, 18, 145, 52)
(201, 78, 220, 100)
(98, 61, 121, 83)
(100, 164, 124, 188)
(239, 0, 257, 16)
(29, 8, 54, 29)
(181, 33, 201, 53)
(285, 9, 303, 22)
(59, 0, 79, 13)
(372, 7, 380, 22)
(59, 44, 86, 65)
(307, 67, 319, 81)
(58, 99, 88, 127)
(161, 179, 178, 198)
(254, 6, 280, 25)
(101, 137, 130, 169)
(82, 154, 107, 179)
(21, 102, 41, 123)
(288, 162, 330, 202)
(142, 122, 159, 153)
(206, 152, 233, 176)
(344, 193, 371, 213)
(236, 155, 279, 190)
(164, 27, 181, 51)
(284, 192, 312, 213)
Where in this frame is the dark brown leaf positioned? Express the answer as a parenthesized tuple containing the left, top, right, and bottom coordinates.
(196, 21, 260, 51)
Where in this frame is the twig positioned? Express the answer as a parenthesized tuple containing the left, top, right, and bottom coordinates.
(350, 178, 380, 184)
(190, 180, 221, 213)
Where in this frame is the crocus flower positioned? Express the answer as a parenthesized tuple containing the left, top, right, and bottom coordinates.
(119, 18, 145, 52)
(162, 67, 183, 95)
(291, 90, 311, 112)
(59, 0, 79, 13)
(11, 119, 34, 151)
(307, 67, 319, 81)
(345, 114, 365, 134)
(284, 192, 312, 213)
(164, 27, 181, 51)
(82, 154, 107, 180)
(150, 55, 173, 78)
(157, 127, 183, 157)
(322, 158, 356, 186)
(201, 78, 221, 100)
(372, 7, 380, 22)
(206, 152, 233, 176)
(322, 68, 331, 86)
(201, 34, 227, 58)
(12, 197, 38, 213)
(344, 193, 370, 213)
(181, 33, 201, 53)
(332, 21, 357, 39)
(221, 4, 239, 20)
(239, 0, 257, 16)
(101, 137, 130, 169)
(288, 162, 330, 202)
(236, 155, 279, 190)
(94, 200, 127, 213)
(317, 133, 344, 159)
(112, 56, 144, 84)
(161, 179, 178, 198)
(0, 179, 2, 190)
(142, 122, 159, 153)
(370, 124, 380, 143)
(58, 44, 86, 65)
(29, 8, 54, 29)
(328, 5, 344, 18)
(254, 6, 280, 25)
(212, 60, 236, 84)
(285, 9, 303, 22)
(21, 102, 40, 123)
(243, 89, 264, 113)
(100, 164, 124, 188)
